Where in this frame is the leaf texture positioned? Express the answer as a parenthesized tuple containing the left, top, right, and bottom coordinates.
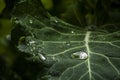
(11, 0, 120, 80)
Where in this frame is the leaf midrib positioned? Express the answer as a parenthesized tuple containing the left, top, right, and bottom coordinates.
(84, 31, 92, 80)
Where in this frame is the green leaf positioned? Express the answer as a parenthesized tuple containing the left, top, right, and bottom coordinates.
(12, 15, 120, 80)
(12, 13, 120, 80)
(11, 0, 120, 80)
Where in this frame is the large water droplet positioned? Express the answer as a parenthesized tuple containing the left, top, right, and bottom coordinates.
(38, 54, 46, 61)
(72, 51, 88, 59)
(29, 20, 33, 24)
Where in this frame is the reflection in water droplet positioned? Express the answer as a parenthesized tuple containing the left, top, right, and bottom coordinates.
(72, 51, 88, 59)
(29, 20, 33, 24)
(38, 54, 46, 61)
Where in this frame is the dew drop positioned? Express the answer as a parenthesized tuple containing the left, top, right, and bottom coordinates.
(29, 41, 36, 44)
(38, 54, 46, 61)
(15, 20, 20, 24)
(33, 47, 36, 50)
(72, 51, 88, 59)
(54, 20, 58, 23)
(29, 20, 33, 24)
(27, 43, 30, 46)
(6, 35, 11, 41)
(30, 49, 33, 52)
(66, 41, 71, 46)
(71, 31, 75, 34)
(66, 43, 71, 46)
(50, 17, 58, 23)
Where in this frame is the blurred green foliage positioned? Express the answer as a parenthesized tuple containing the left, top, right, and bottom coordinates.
(0, 0, 5, 13)
(0, 0, 13, 61)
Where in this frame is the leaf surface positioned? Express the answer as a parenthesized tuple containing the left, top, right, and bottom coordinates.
(11, 0, 120, 80)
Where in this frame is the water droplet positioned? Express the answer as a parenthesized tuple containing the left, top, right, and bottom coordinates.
(66, 43, 70, 46)
(29, 20, 33, 24)
(38, 54, 46, 61)
(33, 47, 36, 50)
(71, 31, 75, 34)
(50, 17, 58, 23)
(6, 35, 11, 41)
(15, 20, 19, 24)
(54, 20, 58, 23)
(29, 41, 36, 44)
(30, 49, 33, 52)
(27, 43, 30, 46)
(72, 51, 88, 59)
(66, 41, 71, 46)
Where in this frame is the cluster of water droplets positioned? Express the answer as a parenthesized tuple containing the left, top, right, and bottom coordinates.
(26, 37, 46, 61)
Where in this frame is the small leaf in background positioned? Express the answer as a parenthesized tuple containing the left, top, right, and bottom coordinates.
(41, 0, 53, 10)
